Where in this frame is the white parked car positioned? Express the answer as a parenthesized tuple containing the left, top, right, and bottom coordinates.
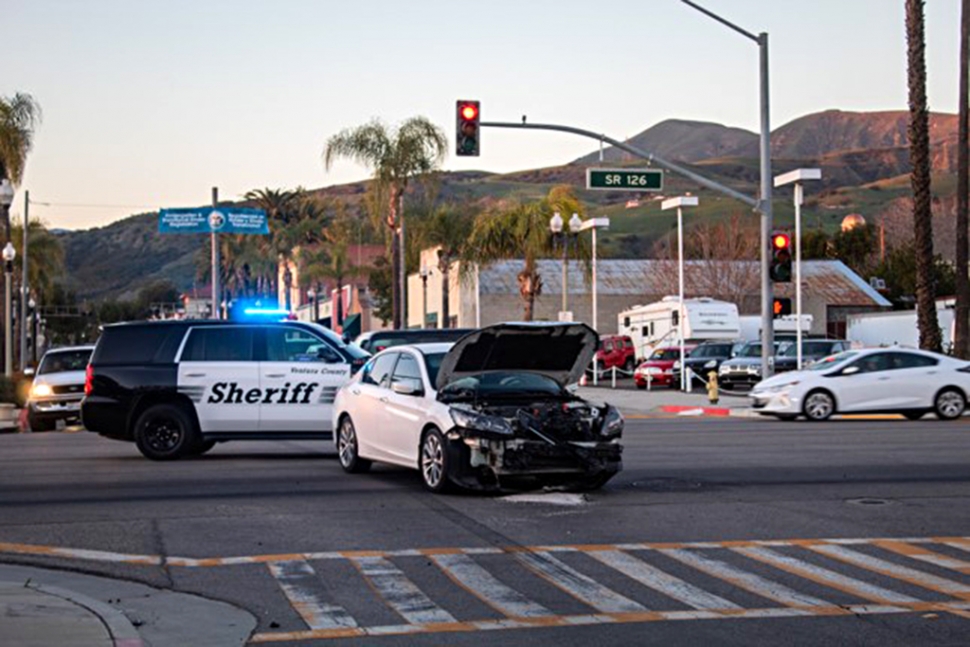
(332, 323, 624, 493)
(749, 348, 970, 421)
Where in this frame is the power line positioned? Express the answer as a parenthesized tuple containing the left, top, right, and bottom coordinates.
(28, 200, 156, 210)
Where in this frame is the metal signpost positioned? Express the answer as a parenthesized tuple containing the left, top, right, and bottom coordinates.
(159, 200, 269, 319)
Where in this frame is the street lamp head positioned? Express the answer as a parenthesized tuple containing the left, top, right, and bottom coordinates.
(568, 213, 583, 233)
(2, 242, 15, 263)
(774, 168, 822, 187)
(661, 196, 700, 211)
(0, 179, 13, 208)
(28, 298, 35, 309)
(549, 212, 563, 234)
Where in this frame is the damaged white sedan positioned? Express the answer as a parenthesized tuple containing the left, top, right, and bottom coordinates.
(332, 323, 624, 493)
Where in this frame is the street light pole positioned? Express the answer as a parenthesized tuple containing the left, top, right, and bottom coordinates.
(0, 181, 13, 374)
(681, 0, 774, 379)
(3, 243, 16, 378)
(775, 168, 822, 370)
(20, 191, 29, 371)
(579, 217, 611, 331)
(662, 196, 699, 391)
(419, 266, 431, 328)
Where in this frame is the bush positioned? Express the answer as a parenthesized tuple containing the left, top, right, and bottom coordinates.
(0, 373, 30, 407)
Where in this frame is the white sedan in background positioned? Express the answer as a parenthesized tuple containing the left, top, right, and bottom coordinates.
(331, 323, 624, 493)
(750, 348, 970, 421)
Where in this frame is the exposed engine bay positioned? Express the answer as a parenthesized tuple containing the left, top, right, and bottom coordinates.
(444, 397, 624, 490)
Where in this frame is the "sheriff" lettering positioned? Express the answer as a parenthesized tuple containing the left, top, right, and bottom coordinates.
(208, 382, 319, 404)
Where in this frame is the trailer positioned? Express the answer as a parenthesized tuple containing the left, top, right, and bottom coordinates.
(617, 297, 740, 361)
(846, 308, 954, 350)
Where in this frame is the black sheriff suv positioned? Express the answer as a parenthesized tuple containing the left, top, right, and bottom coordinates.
(82, 320, 369, 460)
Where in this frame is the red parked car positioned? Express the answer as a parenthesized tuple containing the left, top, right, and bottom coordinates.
(595, 335, 637, 374)
(634, 344, 697, 389)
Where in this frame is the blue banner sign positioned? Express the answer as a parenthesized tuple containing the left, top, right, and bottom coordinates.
(159, 207, 269, 235)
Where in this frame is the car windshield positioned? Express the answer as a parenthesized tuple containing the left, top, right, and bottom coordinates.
(807, 351, 858, 371)
(423, 352, 446, 387)
(690, 345, 728, 358)
(38, 350, 92, 374)
(649, 349, 680, 361)
(781, 341, 835, 358)
(738, 344, 762, 358)
(439, 372, 563, 400)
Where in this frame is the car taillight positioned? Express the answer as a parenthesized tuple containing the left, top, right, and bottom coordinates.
(84, 364, 94, 396)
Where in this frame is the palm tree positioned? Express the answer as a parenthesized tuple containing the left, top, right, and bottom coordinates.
(955, 0, 969, 358)
(906, 0, 943, 351)
(413, 205, 474, 328)
(299, 221, 352, 328)
(244, 188, 308, 310)
(11, 218, 63, 301)
(0, 93, 41, 244)
(322, 117, 447, 329)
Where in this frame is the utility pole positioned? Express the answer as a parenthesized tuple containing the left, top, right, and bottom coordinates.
(20, 191, 29, 370)
(211, 187, 220, 320)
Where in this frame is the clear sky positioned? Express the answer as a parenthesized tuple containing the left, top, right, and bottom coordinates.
(4, 0, 963, 229)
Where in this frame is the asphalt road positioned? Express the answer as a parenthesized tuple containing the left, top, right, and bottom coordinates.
(2, 417, 970, 646)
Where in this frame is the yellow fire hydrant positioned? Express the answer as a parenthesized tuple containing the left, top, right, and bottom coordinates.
(706, 371, 719, 405)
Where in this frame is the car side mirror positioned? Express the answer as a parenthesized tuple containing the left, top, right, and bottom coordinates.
(392, 381, 423, 397)
(841, 365, 860, 376)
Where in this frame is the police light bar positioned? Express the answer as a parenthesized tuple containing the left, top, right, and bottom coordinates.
(243, 308, 291, 317)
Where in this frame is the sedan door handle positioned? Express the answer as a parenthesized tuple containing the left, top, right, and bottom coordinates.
(265, 373, 286, 378)
(185, 373, 206, 378)
(380, 396, 389, 403)
(351, 389, 361, 396)
(877, 376, 891, 381)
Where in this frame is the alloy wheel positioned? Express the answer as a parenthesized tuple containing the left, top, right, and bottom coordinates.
(338, 420, 357, 468)
(936, 391, 965, 419)
(421, 433, 444, 488)
(804, 392, 834, 421)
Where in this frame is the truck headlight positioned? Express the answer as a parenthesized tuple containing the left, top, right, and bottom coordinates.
(30, 383, 52, 399)
(450, 408, 513, 436)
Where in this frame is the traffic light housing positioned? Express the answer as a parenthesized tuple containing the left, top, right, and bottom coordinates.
(770, 232, 792, 283)
(456, 100, 480, 156)
(773, 297, 792, 318)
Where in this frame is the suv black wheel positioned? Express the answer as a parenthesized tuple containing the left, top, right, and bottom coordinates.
(133, 404, 197, 461)
(420, 428, 451, 493)
(934, 388, 966, 420)
(337, 416, 371, 473)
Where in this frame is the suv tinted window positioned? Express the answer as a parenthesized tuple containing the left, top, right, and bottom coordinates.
(362, 353, 398, 387)
(181, 327, 255, 362)
(93, 325, 185, 365)
(265, 327, 340, 363)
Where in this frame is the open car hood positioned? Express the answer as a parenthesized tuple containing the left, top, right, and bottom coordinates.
(436, 322, 598, 391)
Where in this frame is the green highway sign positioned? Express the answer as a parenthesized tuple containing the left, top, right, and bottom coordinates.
(587, 168, 664, 191)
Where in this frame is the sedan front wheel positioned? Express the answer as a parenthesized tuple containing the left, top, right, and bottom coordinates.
(337, 417, 371, 473)
(420, 428, 451, 493)
(803, 390, 835, 422)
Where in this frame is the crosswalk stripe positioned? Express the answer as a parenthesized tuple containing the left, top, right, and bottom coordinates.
(516, 551, 646, 614)
(807, 544, 970, 597)
(660, 548, 833, 609)
(875, 540, 970, 573)
(267, 560, 358, 630)
(351, 556, 457, 625)
(734, 546, 919, 604)
(588, 550, 741, 610)
(429, 553, 552, 618)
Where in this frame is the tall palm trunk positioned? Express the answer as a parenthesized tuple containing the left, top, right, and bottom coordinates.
(387, 186, 403, 329)
(335, 275, 344, 330)
(517, 259, 542, 322)
(907, 0, 943, 351)
(438, 252, 451, 329)
(956, 0, 970, 358)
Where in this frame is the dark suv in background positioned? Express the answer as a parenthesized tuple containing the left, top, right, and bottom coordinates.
(672, 341, 737, 387)
(773, 339, 849, 373)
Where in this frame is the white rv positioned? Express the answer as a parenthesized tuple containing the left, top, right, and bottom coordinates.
(617, 297, 741, 361)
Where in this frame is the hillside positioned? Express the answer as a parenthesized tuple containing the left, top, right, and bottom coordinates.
(57, 108, 963, 302)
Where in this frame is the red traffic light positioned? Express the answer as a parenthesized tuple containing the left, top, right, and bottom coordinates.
(772, 233, 790, 250)
(460, 104, 478, 121)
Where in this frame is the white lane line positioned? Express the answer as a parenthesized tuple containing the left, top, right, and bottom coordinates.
(588, 550, 741, 610)
(808, 544, 970, 594)
(429, 553, 551, 618)
(267, 560, 358, 630)
(734, 547, 919, 604)
(661, 548, 832, 608)
(875, 541, 970, 572)
(516, 551, 646, 614)
(352, 556, 457, 625)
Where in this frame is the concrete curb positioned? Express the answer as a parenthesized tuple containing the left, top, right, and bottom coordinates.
(657, 405, 762, 418)
(25, 582, 143, 647)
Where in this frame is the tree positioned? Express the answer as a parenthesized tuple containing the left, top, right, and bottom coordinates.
(0, 93, 41, 244)
(955, 0, 970, 358)
(323, 117, 448, 329)
(464, 186, 589, 321)
(906, 0, 943, 351)
(298, 216, 353, 328)
(11, 219, 64, 302)
(412, 204, 475, 328)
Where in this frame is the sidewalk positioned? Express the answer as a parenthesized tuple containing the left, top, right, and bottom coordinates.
(0, 564, 255, 647)
(576, 383, 757, 417)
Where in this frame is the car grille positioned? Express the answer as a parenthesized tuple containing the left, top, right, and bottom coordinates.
(51, 384, 85, 395)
